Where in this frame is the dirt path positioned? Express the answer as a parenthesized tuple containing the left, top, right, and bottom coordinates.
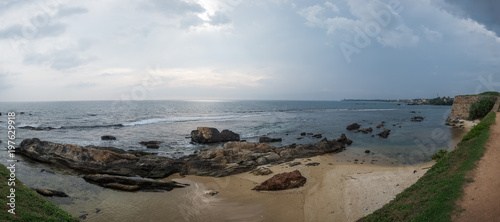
(454, 112, 500, 222)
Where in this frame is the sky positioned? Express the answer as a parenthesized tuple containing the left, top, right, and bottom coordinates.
(0, 0, 499, 102)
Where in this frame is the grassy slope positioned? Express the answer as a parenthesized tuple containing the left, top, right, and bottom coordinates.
(0, 164, 78, 222)
(359, 111, 496, 222)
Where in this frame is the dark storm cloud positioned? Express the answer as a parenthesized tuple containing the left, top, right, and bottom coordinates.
(444, 0, 500, 36)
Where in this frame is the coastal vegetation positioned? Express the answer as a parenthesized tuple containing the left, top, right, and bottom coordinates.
(360, 111, 496, 222)
(0, 164, 78, 221)
(468, 97, 495, 120)
(428, 97, 453, 106)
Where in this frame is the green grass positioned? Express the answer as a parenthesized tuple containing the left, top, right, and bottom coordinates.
(359, 111, 496, 222)
(478, 91, 500, 96)
(0, 164, 78, 222)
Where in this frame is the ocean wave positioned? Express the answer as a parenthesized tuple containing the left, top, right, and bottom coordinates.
(351, 109, 397, 112)
(122, 114, 269, 127)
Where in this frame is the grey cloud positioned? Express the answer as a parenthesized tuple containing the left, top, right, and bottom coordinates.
(56, 6, 88, 18)
(23, 39, 96, 70)
(66, 81, 97, 88)
(209, 12, 231, 25)
(0, 23, 66, 39)
(444, 0, 500, 36)
(179, 14, 204, 29)
(143, 0, 205, 15)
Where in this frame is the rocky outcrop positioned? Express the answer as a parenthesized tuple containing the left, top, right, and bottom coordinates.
(182, 134, 350, 177)
(18, 138, 182, 178)
(190, 127, 240, 143)
(378, 129, 391, 138)
(83, 174, 188, 192)
(346, 123, 361, 130)
(259, 137, 282, 143)
(252, 170, 306, 191)
(18, 132, 351, 189)
(33, 188, 69, 197)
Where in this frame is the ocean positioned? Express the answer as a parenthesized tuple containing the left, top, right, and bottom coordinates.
(0, 100, 461, 162)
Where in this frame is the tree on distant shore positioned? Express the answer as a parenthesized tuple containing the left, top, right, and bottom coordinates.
(428, 96, 453, 105)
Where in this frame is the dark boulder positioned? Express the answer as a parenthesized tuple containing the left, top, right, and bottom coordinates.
(378, 129, 391, 138)
(101, 135, 117, 140)
(365, 150, 371, 154)
(190, 127, 240, 143)
(312, 134, 322, 138)
(221, 129, 240, 142)
(337, 133, 353, 145)
(259, 137, 282, 143)
(83, 174, 188, 192)
(252, 170, 306, 191)
(346, 123, 361, 130)
(300, 132, 306, 136)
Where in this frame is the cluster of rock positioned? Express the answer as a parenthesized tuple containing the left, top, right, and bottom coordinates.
(346, 122, 391, 138)
(183, 133, 352, 177)
(17, 130, 353, 191)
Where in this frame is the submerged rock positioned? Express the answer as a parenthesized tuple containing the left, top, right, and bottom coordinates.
(259, 137, 282, 143)
(253, 170, 306, 191)
(378, 129, 391, 138)
(83, 174, 188, 192)
(101, 135, 116, 140)
(411, 116, 425, 122)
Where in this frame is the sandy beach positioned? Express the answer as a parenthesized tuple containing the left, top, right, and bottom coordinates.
(79, 153, 434, 222)
(167, 154, 434, 222)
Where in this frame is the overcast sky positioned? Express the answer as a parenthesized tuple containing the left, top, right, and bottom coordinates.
(1, 0, 499, 102)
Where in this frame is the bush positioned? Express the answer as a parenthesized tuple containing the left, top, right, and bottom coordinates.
(431, 149, 448, 161)
(468, 97, 495, 120)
